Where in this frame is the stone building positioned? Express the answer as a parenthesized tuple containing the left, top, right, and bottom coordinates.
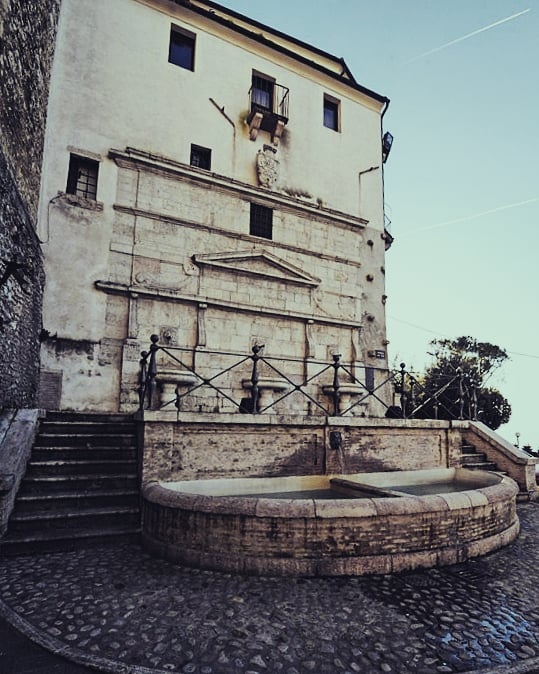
(37, 0, 393, 416)
(0, 0, 61, 408)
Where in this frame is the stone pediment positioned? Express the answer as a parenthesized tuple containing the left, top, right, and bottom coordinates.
(192, 250, 320, 287)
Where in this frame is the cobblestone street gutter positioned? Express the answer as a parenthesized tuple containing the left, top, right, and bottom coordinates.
(1, 505, 539, 674)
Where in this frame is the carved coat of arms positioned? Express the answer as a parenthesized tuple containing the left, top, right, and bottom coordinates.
(256, 146, 279, 189)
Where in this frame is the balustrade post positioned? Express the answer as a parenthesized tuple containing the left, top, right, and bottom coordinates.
(147, 334, 159, 409)
(433, 392, 439, 420)
(331, 354, 342, 416)
(399, 362, 407, 419)
(139, 350, 149, 410)
(409, 378, 416, 419)
(457, 368, 465, 420)
(250, 344, 264, 414)
(471, 381, 479, 421)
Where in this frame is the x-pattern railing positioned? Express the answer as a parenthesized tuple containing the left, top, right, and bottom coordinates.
(138, 336, 480, 420)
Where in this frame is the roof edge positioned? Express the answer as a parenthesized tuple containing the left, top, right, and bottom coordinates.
(170, 0, 389, 106)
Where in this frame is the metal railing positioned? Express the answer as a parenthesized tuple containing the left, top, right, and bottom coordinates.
(249, 80, 289, 121)
(138, 336, 481, 421)
(393, 362, 480, 421)
(138, 335, 392, 417)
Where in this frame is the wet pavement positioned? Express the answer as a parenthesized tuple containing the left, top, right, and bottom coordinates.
(2, 504, 539, 674)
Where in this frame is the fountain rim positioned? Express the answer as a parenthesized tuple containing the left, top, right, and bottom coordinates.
(143, 468, 518, 519)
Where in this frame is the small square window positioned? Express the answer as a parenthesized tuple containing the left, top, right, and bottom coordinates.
(169, 26, 195, 71)
(66, 154, 99, 200)
(250, 203, 273, 240)
(190, 144, 211, 170)
(323, 96, 340, 131)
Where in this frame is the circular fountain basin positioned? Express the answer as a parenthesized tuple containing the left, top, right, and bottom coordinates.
(142, 468, 519, 576)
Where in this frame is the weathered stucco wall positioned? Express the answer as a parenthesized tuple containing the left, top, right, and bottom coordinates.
(0, 0, 60, 407)
(37, 0, 390, 413)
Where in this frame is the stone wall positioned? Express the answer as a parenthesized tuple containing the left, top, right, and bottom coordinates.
(0, 0, 61, 407)
(140, 415, 535, 496)
(0, 408, 40, 533)
(141, 414, 454, 483)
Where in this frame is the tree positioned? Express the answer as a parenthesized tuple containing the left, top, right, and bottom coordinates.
(411, 336, 511, 430)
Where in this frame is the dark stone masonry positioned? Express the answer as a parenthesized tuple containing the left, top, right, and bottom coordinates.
(0, 0, 61, 408)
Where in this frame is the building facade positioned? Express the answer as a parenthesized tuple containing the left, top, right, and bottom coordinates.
(38, 0, 393, 415)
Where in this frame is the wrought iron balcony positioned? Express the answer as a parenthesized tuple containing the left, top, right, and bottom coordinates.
(247, 78, 289, 145)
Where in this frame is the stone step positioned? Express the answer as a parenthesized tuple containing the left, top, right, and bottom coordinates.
(35, 433, 136, 448)
(44, 411, 134, 424)
(25, 458, 136, 477)
(40, 420, 136, 435)
(0, 526, 141, 556)
(19, 473, 138, 495)
(4, 411, 141, 553)
(13, 489, 140, 513)
(31, 446, 137, 461)
(461, 441, 499, 472)
(7, 505, 140, 533)
(464, 462, 499, 471)
(461, 452, 487, 464)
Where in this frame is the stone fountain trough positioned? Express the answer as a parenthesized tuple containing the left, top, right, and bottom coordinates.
(142, 467, 519, 576)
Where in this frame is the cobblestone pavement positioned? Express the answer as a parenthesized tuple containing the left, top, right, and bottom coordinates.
(2, 504, 539, 674)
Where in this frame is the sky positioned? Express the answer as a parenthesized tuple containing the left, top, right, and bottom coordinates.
(223, 0, 539, 448)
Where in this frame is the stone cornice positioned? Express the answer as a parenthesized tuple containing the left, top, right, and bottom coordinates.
(95, 280, 362, 329)
(109, 147, 368, 231)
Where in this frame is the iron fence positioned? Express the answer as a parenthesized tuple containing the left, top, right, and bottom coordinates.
(138, 335, 480, 421)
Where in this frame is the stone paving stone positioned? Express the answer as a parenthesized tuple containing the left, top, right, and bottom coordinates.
(2, 504, 539, 673)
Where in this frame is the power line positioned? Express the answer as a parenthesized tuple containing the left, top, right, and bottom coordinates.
(400, 197, 539, 238)
(387, 315, 539, 360)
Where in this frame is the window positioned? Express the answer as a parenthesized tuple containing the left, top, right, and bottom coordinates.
(251, 73, 274, 113)
(66, 154, 99, 200)
(169, 25, 195, 70)
(323, 95, 340, 131)
(249, 203, 273, 239)
(190, 144, 211, 170)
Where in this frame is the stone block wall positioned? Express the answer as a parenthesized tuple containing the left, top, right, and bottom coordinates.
(0, 0, 61, 407)
(140, 414, 452, 483)
(140, 415, 537, 500)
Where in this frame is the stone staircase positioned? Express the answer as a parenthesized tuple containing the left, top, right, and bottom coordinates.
(1, 412, 141, 555)
(461, 440, 499, 472)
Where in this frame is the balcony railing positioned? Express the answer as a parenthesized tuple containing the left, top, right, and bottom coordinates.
(248, 80, 289, 143)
